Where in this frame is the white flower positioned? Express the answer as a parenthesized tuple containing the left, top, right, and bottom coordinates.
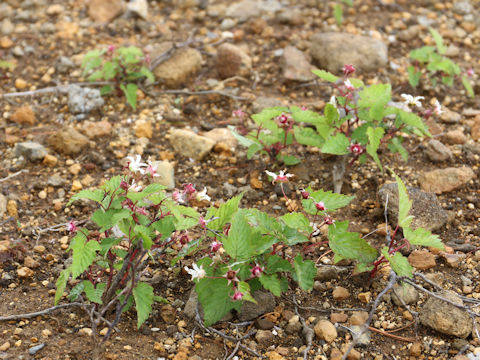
(146, 160, 161, 177)
(184, 263, 206, 281)
(129, 180, 142, 192)
(329, 95, 337, 107)
(112, 225, 126, 238)
(126, 155, 147, 174)
(196, 187, 211, 202)
(344, 79, 355, 91)
(401, 94, 424, 108)
(265, 170, 294, 184)
(433, 99, 444, 115)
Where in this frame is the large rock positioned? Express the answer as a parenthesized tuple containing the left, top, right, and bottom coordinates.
(391, 283, 419, 306)
(419, 167, 474, 194)
(281, 46, 316, 82)
(87, 0, 125, 23)
(310, 32, 388, 74)
(419, 290, 472, 338)
(203, 128, 238, 151)
(215, 43, 252, 79)
(378, 183, 448, 231)
(48, 126, 89, 155)
(314, 319, 337, 343)
(68, 85, 104, 114)
(14, 142, 47, 161)
(152, 161, 175, 189)
(238, 290, 276, 321)
(153, 47, 202, 88)
(169, 128, 216, 161)
(408, 250, 436, 270)
(425, 139, 453, 162)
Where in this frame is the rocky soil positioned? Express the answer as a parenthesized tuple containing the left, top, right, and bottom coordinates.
(1, 0, 480, 359)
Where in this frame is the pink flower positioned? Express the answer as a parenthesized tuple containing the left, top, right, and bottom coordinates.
(136, 207, 147, 216)
(145, 161, 160, 177)
(342, 64, 356, 76)
(467, 68, 475, 77)
(232, 291, 243, 301)
(172, 189, 185, 204)
(67, 220, 77, 233)
(107, 45, 116, 53)
(210, 241, 221, 252)
(348, 143, 364, 155)
(344, 79, 355, 91)
(183, 183, 196, 195)
(199, 216, 207, 229)
(224, 269, 239, 285)
(300, 189, 310, 199)
(251, 265, 263, 277)
(324, 215, 335, 225)
(232, 109, 246, 119)
(315, 201, 326, 211)
(265, 170, 294, 184)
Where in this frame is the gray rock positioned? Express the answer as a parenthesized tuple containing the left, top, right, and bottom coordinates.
(453, 1, 473, 15)
(223, 182, 238, 197)
(255, 329, 275, 346)
(446, 241, 476, 253)
(169, 128, 215, 161)
(226, 0, 261, 22)
(152, 161, 175, 189)
(56, 56, 75, 74)
(47, 174, 66, 187)
(378, 183, 448, 231)
(463, 142, 480, 155)
(425, 139, 452, 162)
(445, 45, 460, 57)
(28, 343, 45, 355)
(68, 85, 104, 114)
(281, 46, 316, 82)
(397, 25, 421, 42)
(310, 32, 388, 74)
(419, 290, 472, 338)
(391, 283, 419, 306)
(238, 290, 275, 321)
(0, 194, 6, 218)
(127, 0, 148, 19)
(215, 43, 252, 79)
(286, 315, 302, 334)
(14, 141, 47, 161)
(12, 46, 24, 57)
(315, 266, 339, 281)
(350, 325, 371, 346)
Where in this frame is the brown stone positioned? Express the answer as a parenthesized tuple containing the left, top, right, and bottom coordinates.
(419, 167, 474, 194)
(349, 311, 369, 326)
(215, 43, 252, 79)
(442, 128, 467, 145)
(24, 256, 40, 269)
(10, 106, 35, 125)
(472, 115, 480, 141)
(87, 0, 125, 23)
(314, 319, 337, 343)
(48, 126, 89, 155)
(43, 154, 58, 167)
(153, 47, 202, 87)
(332, 286, 350, 301)
(330, 313, 348, 323)
(134, 120, 152, 139)
(17, 266, 34, 278)
(408, 249, 436, 270)
(80, 120, 112, 139)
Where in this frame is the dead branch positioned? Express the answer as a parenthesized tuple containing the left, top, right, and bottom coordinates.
(0, 169, 29, 183)
(0, 81, 113, 99)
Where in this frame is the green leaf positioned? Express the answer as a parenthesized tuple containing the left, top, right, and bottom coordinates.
(321, 133, 350, 155)
(68, 189, 105, 206)
(237, 281, 256, 303)
(277, 154, 300, 165)
(55, 267, 71, 305)
(83, 281, 105, 304)
(333, 4, 343, 25)
(290, 106, 325, 125)
(461, 75, 475, 98)
(301, 187, 354, 215)
(358, 84, 391, 109)
(266, 255, 293, 273)
(429, 27, 446, 55)
(71, 234, 101, 279)
(409, 46, 435, 63)
(133, 282, 154, 328)
(387, 137, 408, 162)
(328, 221, 378, 265)
(228, 126, 256, 148)
(222, 210, 262, 260)
(294, 126, 325, 147)
(91, 208, 131, 232)
(139, 66, 155, 82)
(366, 126, 385, 171)
(99, 237, 123, 256)
(127, 183, 166, 202)
(196, 278, 240, 326)
(259, 273, 284, 296)
(134, 224, 153, 250)
(324, 103, 339, 126)
(67, 281, 85, 302)
(292, 255, 316, 291)
(396, 109, 430, 136)
(280, 213, 312, 233)
(390, 171, 413, 228)
(251, 107, 287, 129)
(407, 66, 422, 88)
(403, 227, 444, 250)
(312, 69, 339, 83)
(381, 247, 413, 278)
(120, 83, 138, 110)
(205, 194, 243, 231)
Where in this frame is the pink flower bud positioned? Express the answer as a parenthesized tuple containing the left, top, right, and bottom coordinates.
(342, 64, 355, 76)
(183, 183, 196, 195)
(107, 45, 116, 53)
(199, 216, 206, 229)
(315, 201, 326, 211)
(348, 143, 364, 155)
(324, 215, 335, 225)
(232, 291, 243, 301)
(251, 265, 263, 277)
(67, 220, 77, 233)
(210, 241, 221, 252)
(120, 180, 129, 191)
(300, 189, 310, 199)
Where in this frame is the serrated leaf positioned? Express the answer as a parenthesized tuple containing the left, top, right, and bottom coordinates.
(205, 194, 243, 231)
(259, 273, 284, 296)
(91, 208, 131, 232)
(387, 137, 408, 162)
(396, 109, 430, 136)
(277, 154, 300, 165)
(251, 107, 288, 129)
(196, 278, 240, 326)
(461, 75, 475, 98)
(266, 255, 293, 273)
(366, 126, 385, 171)
(133, 282, 154, 328)
(120, 83, 138, 110)
(228, 126, 257, 148)
(134, 224, 153, 250)
(292, 255, 316, 291)
(381, 247, 413, 278)
(68, 189, 105, 206)
(99, 237, 123, 256)
(407, 66, 422, 88)
(72, 235, 101, 279)
(68, 281, 84, 302)
(390, 171, 413, 228)
(358, 84, 391, 110)
(294, 126, 325, 147)
(403, 227, 444, 250)
(237, 281, 256, 303)
(83, 281, 105, 304)
(301, 187, 354, 215)
(353, 262, 374, 274)
(127, 183, 166, 202)
(290, 106, 324, 125)
(222, 210, 262, 260)
(324, 103, 339, 125)
(321, 133, 350, 155)
(333, 3, 343, 25)
(280, 213, 312, 233)
(312, 69, 339, 83)
(328, 221, 378, 264)
(55, 267, 71, 305)
(429, 27, 446, 55)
